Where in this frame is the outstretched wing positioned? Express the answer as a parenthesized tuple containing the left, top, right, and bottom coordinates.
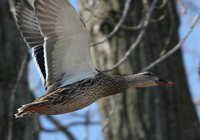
(16, 4, 46, 84)
(34, 0, 97, 91)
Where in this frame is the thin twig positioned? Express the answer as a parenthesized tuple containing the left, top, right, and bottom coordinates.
(82, 0, 99, 23)
(7, 1, 28, 140)
(40, 119, 99, 132)
(40, 121, 99, 132)
(91, 0, 132, 46)
(7, 53, 28, 140)
(120, 22, 143, 30)
(102, 98, 117, 131)
(84, 6, 143, 31)
(142, 13, 200, 71)
(83, 110, 90, 140)
(96, 1, 159, 136)
(154, 0, 167, 9)
(104, 0, 158, 72)
(94, 95, 121, 140)
(160, 1, 175, 55)
(45, 116, 76, 140)
(95, 2, 199, 140)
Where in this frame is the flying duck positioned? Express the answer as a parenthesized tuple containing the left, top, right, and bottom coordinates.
(15, 0, 173, 118)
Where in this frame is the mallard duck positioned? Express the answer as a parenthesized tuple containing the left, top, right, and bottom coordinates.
(15, 0, 173, 118)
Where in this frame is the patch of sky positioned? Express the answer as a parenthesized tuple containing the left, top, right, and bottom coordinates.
(178, 0, 200, 117)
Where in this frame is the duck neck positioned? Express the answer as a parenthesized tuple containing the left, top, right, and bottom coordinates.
(97, 72, 146, 97)
(104, 73, 141, 89)
(97, 73, 128, 96)
(123, 74, 146, 88)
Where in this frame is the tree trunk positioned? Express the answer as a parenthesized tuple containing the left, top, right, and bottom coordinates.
(0, 1, 39, 140)
(80, 0, 200, 140)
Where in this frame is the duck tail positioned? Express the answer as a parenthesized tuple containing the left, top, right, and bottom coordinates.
(15, 101, 51, 118)
(15, 104, 35, 118)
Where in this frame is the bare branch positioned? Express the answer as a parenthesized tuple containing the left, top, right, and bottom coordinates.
(102, 97, 118, 131)
(94, 95, 121, 140)
(41, 114, 99, 136)
(104, 0, 158, 72)
(154, 0, 167, 9)
(45, 116, 76, 140)
(83, 110, 90, 140)
(83, 5, 143, 31)
(91, 0, 132, 46)
(40, 121, 99, 132)
(7, 2, 29, 140)
(142, 13, 200, 71)
(67, 121, 99, 128)
(81, 0, 99, 23)
(160, 1, 175, 55)
(7, 53, 28, 140)
(94, 2, 159, 135)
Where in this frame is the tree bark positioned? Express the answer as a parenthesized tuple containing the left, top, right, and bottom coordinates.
(0, 1, 39, 140)
(80, 0, 200, 140)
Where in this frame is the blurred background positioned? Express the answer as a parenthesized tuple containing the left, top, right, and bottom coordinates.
(0, 0, 200, 140)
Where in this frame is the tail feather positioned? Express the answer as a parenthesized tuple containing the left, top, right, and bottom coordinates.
(15, 104, 36, 118)
(15, 101, 51, 118)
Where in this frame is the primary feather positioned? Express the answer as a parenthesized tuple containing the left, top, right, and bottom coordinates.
(16, 4, 46, 84)
(34, 0, 97, 91)
(16, 0, 97, 92)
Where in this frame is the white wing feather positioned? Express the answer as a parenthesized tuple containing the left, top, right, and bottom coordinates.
(34, 0, 97, 90)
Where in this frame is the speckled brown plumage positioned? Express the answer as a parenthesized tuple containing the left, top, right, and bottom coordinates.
(16, 72, 127, 117)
